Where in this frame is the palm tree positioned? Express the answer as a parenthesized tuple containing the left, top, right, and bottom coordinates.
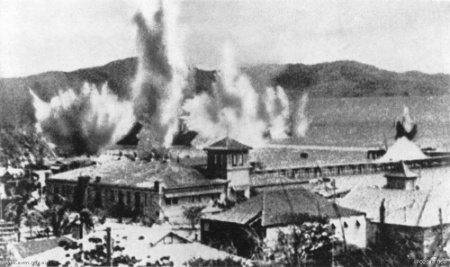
(59, 209, 94, 239)
(44, 192, 95, 238)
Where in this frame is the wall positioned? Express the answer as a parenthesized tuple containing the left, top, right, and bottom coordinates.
(227, 168, 250, 187)
(369, 222, 425, 260)
(46, 180, 160, 219)
(330, 215, 367, 248)
(264, 215, 367, 251)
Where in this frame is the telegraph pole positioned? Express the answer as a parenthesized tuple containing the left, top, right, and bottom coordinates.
(106, 227, 112, 267)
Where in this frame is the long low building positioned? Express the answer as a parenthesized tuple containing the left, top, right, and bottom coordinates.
(46, 160, 229, 220)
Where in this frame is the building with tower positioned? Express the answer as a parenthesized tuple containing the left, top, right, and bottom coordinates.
(338, 161, 450, 259)
(204, 137, 253, 197)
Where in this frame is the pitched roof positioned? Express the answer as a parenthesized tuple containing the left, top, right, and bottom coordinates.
(204, 188, 363, 227)
(204, 137, 252, 151)
(203, 194, 263, 224)
(338, 187, 450, 228)
(11, 236, 74, 259)
(385, 161, 418, 179)
(262, 188, 364, 227)
(376, 137, 427, 162)
(49, 160, 227, 189)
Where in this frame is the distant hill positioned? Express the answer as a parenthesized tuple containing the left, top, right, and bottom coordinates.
(267, 61, 450, 98)
(1, 58, 449, 129)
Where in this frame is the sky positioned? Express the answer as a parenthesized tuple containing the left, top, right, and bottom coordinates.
(1, 0, 450, 78)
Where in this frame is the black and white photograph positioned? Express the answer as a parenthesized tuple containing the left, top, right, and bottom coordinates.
(1, 0, 450, 266)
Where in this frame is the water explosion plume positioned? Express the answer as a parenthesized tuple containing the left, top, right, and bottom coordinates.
(293, 93, 310, 137)
(395, 106, 418, 140)
(30, 83, 135, 155)
(182, 44, 304, 147)
(132, 0, 189, 148)
(132, 1, 310, 149)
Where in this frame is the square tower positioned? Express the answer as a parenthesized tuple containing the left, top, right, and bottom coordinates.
(384, 161, 418, 191)
(204, 137, 252, 187)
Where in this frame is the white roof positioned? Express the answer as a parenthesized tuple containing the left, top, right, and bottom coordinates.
(338, 186, 450, 228)
(0, 167, 25, 177)
(376, 137, 427, 162)
(21, 247, 76, 266)
(21, 223, 243, 266)
(144, 243, 244, 265)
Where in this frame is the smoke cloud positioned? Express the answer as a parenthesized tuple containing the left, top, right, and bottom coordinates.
(395, 106, 418, 140)
(132, 0, 189, 148)
(30, 83, 135, 155)
(293, 93, 310, 137)
(182, 44, 305, 147)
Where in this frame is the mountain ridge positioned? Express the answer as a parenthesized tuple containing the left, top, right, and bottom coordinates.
(1, 57, 449, 129)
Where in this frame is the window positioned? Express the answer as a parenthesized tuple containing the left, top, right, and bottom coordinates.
(232, 154, 237, 166)
(126, 191, 131, 205)
(356, 220, 361, 227)
(165, 197, 179, 206)
(164, 235, 173, 244)
(239, 154, 244, 166)
(204, 222, 210, 232)
(343, 222, 348, 228)
(331, 224, 336, 230)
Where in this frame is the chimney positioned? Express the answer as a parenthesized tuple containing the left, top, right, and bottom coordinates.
(379, 199, 386, 224)
(154, 181, 160, 193)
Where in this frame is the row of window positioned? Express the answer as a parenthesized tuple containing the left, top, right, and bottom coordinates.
(164, 193, 221, 206)
(331, 220, 361, 230)
(211, 154, 245, 166)
(53, 184, 150, 206)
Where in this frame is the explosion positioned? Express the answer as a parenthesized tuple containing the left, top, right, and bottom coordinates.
(395, 106, 418, 140)
(30, 0, 311, 155)
(182, 44, 302, 147)
(293, 93, 310, 138)
(132, 0, 189, 148)
(132, 1, 310, 148)
(30, 83, 135, 155)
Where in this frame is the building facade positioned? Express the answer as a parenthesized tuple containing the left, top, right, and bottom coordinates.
(46, 160, 229, 221)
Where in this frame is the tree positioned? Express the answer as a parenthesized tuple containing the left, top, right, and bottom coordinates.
(78, 208, 94, 239)
(4, 195, 29, 227)
(21, 209, 46, 238)
(44, 193, 95, 238)
(44, 193, 72, 236)
(183, 206, 205, 230)
(262, 221, 333, 267)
